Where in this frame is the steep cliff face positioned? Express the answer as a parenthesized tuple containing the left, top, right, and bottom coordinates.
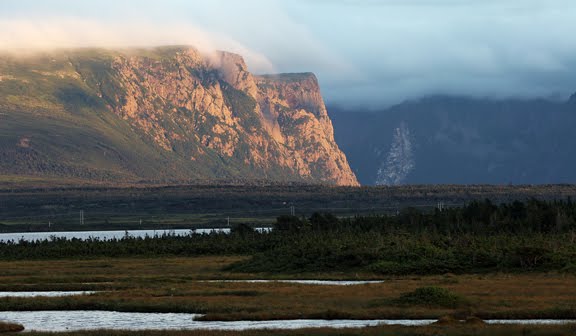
(0, 46, 358, 186)
(255, 73, 359, 186)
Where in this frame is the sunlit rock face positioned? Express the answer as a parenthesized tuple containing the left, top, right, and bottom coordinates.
(0, 46, 358, 185)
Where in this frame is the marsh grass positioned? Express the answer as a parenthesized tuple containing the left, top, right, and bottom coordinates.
(0, 321, 24, 333)
(392, 287, 470, 308)
(13, 324, 576, 336)
(0, 257, 575, 321)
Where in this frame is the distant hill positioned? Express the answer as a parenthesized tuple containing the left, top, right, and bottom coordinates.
(0, 47, 358, 186)
(330, 95, 575, 185)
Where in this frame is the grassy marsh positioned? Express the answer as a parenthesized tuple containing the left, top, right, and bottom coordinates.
(6, 324, 576, 336)
(0, 257, 575, 321)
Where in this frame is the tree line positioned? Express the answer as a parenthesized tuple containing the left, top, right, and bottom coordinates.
(1, 199, 575, 275)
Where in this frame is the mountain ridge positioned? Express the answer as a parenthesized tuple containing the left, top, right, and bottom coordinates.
(0, 46, 358, 186)
(331, 94, 575, 185)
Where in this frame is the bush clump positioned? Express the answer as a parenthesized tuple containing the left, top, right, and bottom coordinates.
(393, 287, 469, 308)
(0, 321, 25, 333)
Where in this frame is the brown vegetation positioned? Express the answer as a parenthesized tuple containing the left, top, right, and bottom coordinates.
(0, 257, 575, 321)
(0, 321, 24, 333)
(13, 324, 576, 336)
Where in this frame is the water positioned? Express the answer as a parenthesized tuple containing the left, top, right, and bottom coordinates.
(0, 311, 429, 331)
(0, 311, 574, 332)
(0, 228, 243, 243)
(0, 228, 273, 242)
(206, 280, 385, 286)
(0, 291, 95, 298)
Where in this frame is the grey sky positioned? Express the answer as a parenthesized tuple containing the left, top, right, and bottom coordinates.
(1, 0, 576, 106)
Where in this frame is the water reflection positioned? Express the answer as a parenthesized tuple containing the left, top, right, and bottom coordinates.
(0, 311, 574, 332)
(0, 228, 270, 243)
(0, 291, 95, 298)
(0, 311, 429, 331)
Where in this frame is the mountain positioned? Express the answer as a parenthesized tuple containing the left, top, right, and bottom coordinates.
(0, 46, 358, 186)
(331, 95, 575, 185)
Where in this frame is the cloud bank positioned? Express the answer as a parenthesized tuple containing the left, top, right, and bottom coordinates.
(2, 0, 576, 106)
(280, 0, 576, 106)
(0, 17, 275, 74)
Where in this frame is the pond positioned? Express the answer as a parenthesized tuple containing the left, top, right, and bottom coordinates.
(0, 311, 574, 332)
(0, 228, 269, 243)
(0, 291, 95, 298)
(0, 311, 429, 331)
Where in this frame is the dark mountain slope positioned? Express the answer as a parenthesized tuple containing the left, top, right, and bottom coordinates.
(331, 95, 575, 185)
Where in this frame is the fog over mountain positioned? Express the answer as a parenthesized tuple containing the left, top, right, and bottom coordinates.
(2, 0, 576, 106)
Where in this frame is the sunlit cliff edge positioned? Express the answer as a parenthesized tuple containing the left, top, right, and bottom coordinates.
(0, 46, 358, 186)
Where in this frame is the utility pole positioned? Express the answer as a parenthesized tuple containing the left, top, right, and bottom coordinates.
(437, 202, 445, 211)
(227, 216, 230, 227)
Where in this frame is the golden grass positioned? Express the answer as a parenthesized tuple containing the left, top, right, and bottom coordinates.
(0, 257, 249, 291)
(0, 257, 575, 320)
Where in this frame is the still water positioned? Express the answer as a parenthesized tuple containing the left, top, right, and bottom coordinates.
(0, 311, 430, 331)
(0, 228, 239, 242)
(0, 292, 95, 298)
(0, 311, 574, 332)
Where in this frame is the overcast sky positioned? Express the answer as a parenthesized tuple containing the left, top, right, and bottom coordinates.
(2, 0, 576, 106)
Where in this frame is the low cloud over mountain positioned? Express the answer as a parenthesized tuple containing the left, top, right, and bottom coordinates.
(3, 0, 576, 106)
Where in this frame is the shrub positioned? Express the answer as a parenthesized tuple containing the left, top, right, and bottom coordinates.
(274, 215, 308, 232)
(561, 263, 576, 274)
(0, 321, 25, 333)
(230, 223, 255, 236)
(393, 287, 469, 308)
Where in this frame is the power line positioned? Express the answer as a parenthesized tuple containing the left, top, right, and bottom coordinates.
(0, 204, 465, 222)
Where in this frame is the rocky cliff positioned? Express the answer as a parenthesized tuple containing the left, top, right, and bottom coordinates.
(255, 73, 358, 186)
(0, 46, 358, 186)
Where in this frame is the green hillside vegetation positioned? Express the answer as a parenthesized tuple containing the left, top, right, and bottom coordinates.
(0, 49, 189, 182)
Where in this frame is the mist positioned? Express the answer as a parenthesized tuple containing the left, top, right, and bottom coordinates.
(0, 17, 275, 74)
(2, 0, 576, 107)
